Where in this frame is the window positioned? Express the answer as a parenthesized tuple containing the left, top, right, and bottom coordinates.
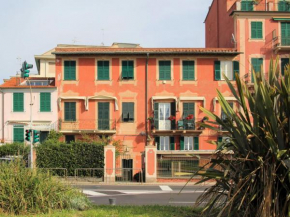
(215, 61, 239, 81)
(180, 137, 199, 150)
(97, 60, 109, 80)
(98, 102, 110, 130)
(278, 1, 290, 11)
(13, 93, 24, 112)
(122, 102, 134, 122)
(156, 136, 175, 150)
(13, 125, 24, 142)
(221, 102, 233, 130)
(182, 61, 195, 80)
(26, 80, 51, 86)
(40, 131, 49, 143)
(159, 61, 171, 80)
(251, 58, 263, 82)
(122, 60, 134, 80)
(65, 135, 75, 143)
(241, 0, 254, 11)
(64, 102, 76, 121)
(281, 58, 289, 76)
(40, 93, 51, 112)
(251, 22, 263, 39)
(64, 61, 76, 80)
(281, 23, 290, 46)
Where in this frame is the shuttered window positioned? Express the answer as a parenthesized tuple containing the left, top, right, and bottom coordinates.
(98, 102, 110, 130)
(194, 137, 199, 150)
(278, 1, 290, 11)
(64, 61, 76, 80)
(40, 93, 51, 112)
(251, 22, 263, 39)
(13, 93, 24, 112)
(183, 103, 195, 119)
(241, 0, 254, 11)
(159, 61, 171, 80)
(251, 58, 263, 82)
(13, 125, 24, 142)
(97, 61, 109, 80)
(64, 102, 76, 121)
(215, 61, 239, 81)
(122, 61, 134, 79)
(281, 23, 290, 46)
(281, 58, 289, 76)
(122, 102, 134, 122)
(182, 61, 195, 80)
(180, 137, 199, 150)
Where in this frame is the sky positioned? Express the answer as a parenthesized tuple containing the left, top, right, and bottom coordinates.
(0, 0, 212, 81)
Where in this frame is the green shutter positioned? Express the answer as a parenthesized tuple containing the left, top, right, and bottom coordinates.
(214, 61, 221, 80)
(156, 137, 160, 150)
(159, 61, 171, 80)
(278, 1, 290, 11)
(154, 103, 159, 130)
(281, 23, 290, 46)
(64, 102, 76, 121)
(98, 102, 110, 130)
(233, 61, 240, 80)
(171, 102, 176, 130)
(122, 61, 134, 79)
(183, 103, 195, 118)
(170, 137, 175, 150)
(64, 61, 76, 80)
(251, 58, 263, 82)
(180, 137, 184, 150)
(13, 126, 24, 142)
(40, 93, 51, 112)
(128, 61, 134, 79)
(251, 22, 262, 39)
(281, 58, 289, 76)
(241, 0, 253, 11)
(183, 61, 195, 80)
(122, 61, 128, 79)
(13, 93, 24, 112)
(194, 137, 199, 150)
(218, 137, 223, 143)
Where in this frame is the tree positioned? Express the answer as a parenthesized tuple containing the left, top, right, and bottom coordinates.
(196, 57, 290, 217)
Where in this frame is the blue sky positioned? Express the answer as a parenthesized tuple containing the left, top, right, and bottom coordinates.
(0, 0, 212, 81)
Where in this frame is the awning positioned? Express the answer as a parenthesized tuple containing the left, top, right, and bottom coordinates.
(178, 97, 206, 109)
(58, 97, 86, 110)
(87, 95, 119, 111)
(213, 97, 237, 112)
(273, 18, 290, 21)
(151, 96, 178, 110)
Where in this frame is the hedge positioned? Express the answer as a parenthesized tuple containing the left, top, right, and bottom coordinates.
(36, 141, 104, 176)
(0, 142, 29, 158)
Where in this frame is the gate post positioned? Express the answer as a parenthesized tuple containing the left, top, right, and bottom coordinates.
(145, 145, 157, 183)
(104, 144, 115, 183)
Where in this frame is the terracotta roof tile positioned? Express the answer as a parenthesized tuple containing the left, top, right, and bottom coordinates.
(0, 77, 55, 89)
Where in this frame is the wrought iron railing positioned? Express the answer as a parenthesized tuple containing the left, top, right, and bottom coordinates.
(151, 118, 204, 131)
(230, 1, 290, 12)
(273, 36, 290, 48)
(59, 119, 116, 131)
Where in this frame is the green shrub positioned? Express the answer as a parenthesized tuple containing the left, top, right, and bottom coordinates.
(0, 160, 91, 215)
(36, 141, 104, 176)
(0, 142, 29, 157)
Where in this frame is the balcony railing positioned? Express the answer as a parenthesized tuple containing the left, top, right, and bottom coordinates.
(231, 1, 290, 12)
(59, 119, 116, 132)
(151, 118, 204, 131)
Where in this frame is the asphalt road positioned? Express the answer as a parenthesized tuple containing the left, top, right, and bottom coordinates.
(74, 184, 209, 206)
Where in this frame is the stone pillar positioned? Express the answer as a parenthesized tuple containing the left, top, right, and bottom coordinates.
(104, 144, 115, 183)
(145, 145, 157, 183)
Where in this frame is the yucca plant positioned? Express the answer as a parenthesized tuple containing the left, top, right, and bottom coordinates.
(196, 57, 290, 217)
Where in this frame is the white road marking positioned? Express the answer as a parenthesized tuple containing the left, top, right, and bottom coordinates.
(82, 190, 107, 196)
(159, 185, 173, 191)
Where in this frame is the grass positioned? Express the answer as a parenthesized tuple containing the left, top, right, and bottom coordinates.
(0, 205, 202, 217)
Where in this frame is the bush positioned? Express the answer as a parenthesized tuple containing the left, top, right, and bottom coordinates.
(0, 160, 91, 215)
(0, 142, 29, 157)
(36, 141, 104, 176)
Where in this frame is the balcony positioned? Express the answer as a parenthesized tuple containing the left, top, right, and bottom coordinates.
(59, 119, 116, 134)
(231, 1, 290, 12)
(273, 35, 290, 51)
(150, 118, 203, 136)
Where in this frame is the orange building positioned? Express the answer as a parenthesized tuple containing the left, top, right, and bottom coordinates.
(53, 43, 240, 181)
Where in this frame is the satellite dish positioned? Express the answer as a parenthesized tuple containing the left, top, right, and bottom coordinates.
(231, 33, 237, 44)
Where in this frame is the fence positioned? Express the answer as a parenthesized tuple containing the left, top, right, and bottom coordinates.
(38, 168, 68, 178)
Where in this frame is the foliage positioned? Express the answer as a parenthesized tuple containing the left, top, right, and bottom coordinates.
(36, 141, 104, 176)
(0, 142, 29, 165)
(0, 160, 90, 215)
(45, 130, 63, 144)
(0, 205, 202, 217)
(196, 57, 290, 217)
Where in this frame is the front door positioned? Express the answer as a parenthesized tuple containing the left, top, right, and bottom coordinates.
(122, 159, 133, 181)
(159, 103, 171, 130)
(98, 102, 110, 130)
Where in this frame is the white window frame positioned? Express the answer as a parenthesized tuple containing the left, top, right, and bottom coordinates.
(220, 61, 233, 80)
(160, 136, 169, 150)
(184, 136, 194, 151)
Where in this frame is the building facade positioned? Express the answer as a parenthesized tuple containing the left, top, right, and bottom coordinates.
(205, 0, 290, 84)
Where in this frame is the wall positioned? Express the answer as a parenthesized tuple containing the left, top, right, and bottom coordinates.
(31, 59, 56, 78)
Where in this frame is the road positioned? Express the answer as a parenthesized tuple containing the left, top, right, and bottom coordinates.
(75, 184, 209, 206)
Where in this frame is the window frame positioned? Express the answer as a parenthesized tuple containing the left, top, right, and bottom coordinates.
(182, 60, 195, 81)
(251, 21, 263, 39)
(159, 60, 171, 81)
(121, 60, 134, 80)
(13, 92, 24, 112)
(122, 102, 134, 123)
(13, 125, 24, 143)
(64, 102, 76, 122)
(63, 60, 76, 81)
(97, 60, 110, 81)
(40, 92, 51, 112)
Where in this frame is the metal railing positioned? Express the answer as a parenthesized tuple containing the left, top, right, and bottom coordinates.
(231, 1, 290, 12)
(74, 168, 104, 182)
(273, 36, 290, 48)
(38, 168, 68, 178)
(59, 119, 116, 131)
(152, 118, 204, 131)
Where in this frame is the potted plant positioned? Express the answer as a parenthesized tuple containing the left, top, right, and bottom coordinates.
(185, 114, 194, 120)
(168, 115, 176, 121)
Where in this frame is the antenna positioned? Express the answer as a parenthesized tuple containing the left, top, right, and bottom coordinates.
(16, 57, 21, 76)
(231, 33, 237, 44)
(101, 29, 105, 46)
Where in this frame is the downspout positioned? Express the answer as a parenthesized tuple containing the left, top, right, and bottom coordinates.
(0, 89, 4, 142)
(145, 53, 149, 146)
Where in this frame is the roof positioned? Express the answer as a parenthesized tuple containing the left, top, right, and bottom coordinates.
(0, 77, 56, 89)
(52, 47, 240, 55)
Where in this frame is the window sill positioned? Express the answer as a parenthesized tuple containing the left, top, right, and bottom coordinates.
(248, 39, 265, 42)
(121, 121, 135, 123)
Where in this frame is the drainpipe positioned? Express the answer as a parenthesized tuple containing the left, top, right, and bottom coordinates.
(0, 89, 4, 142)
(145, 53, 149, 146)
